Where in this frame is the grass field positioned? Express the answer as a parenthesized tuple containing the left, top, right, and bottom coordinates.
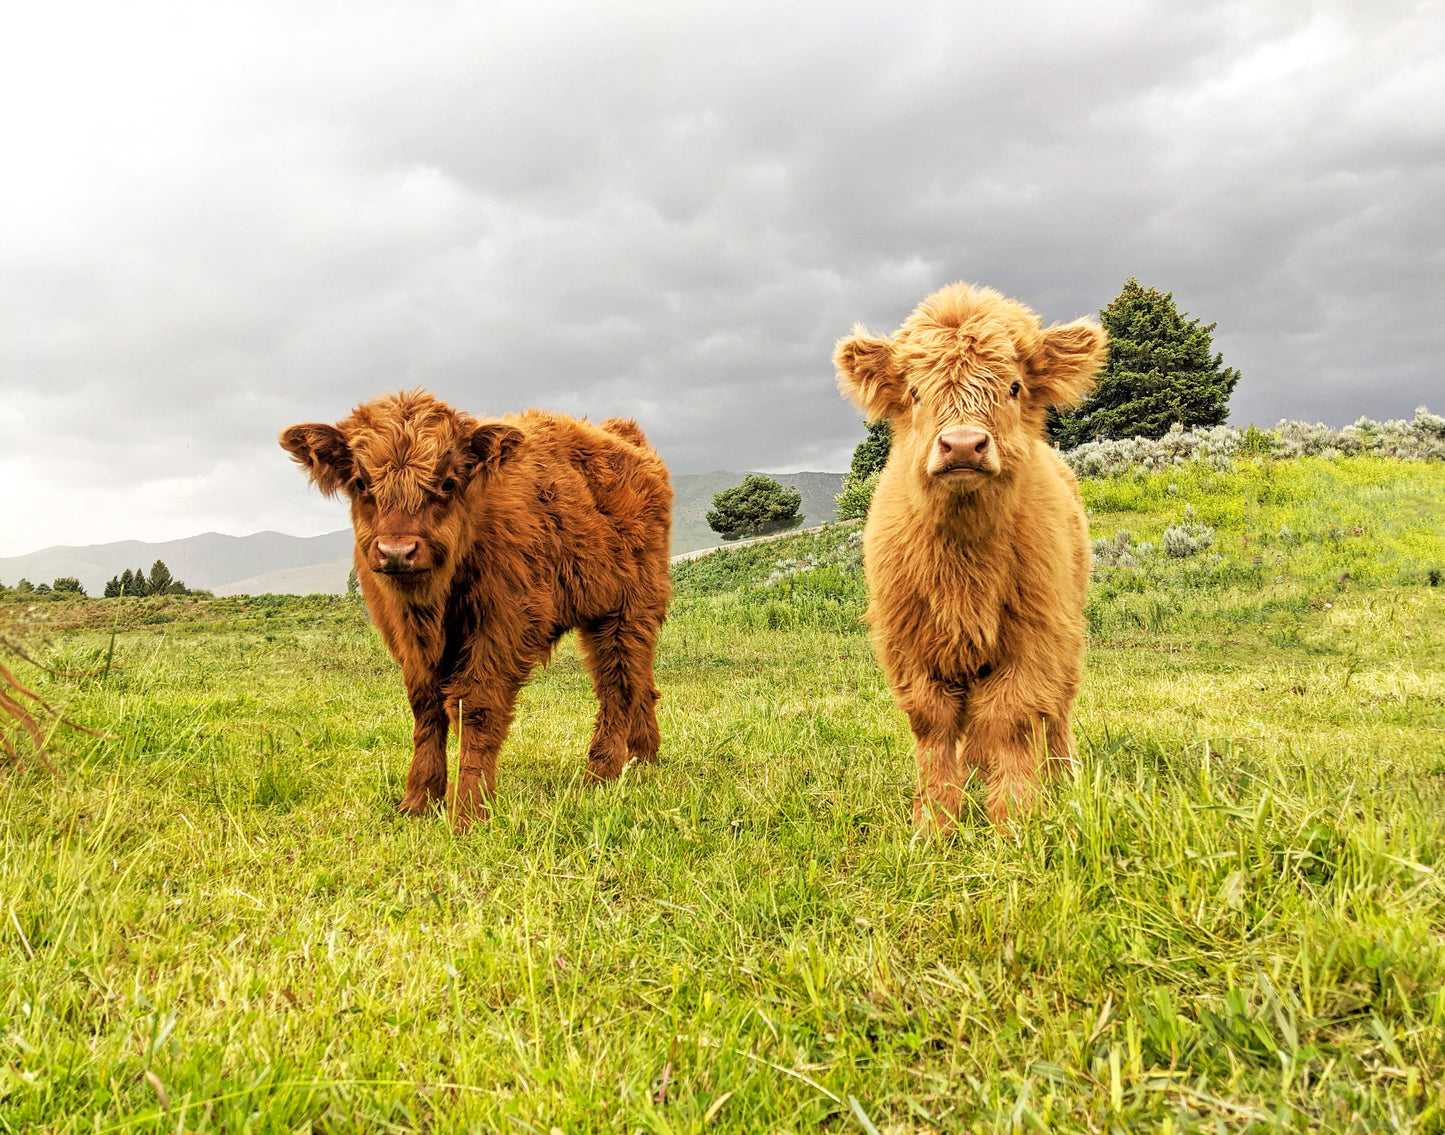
(3, 454, 1444, 1133)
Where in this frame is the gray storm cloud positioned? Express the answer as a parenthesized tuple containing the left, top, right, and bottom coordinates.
(2, 0, 1441, 554)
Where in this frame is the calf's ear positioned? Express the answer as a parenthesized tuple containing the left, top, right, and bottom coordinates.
(279, 423, 354, 496)
(834, 328, 907, 421)
(1025, 320, 1108, 408)
(467, 423, 524, 473)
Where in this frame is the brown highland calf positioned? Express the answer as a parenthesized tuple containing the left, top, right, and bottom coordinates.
(835, 283, 1107, 830)
(281, 390, 672, 831)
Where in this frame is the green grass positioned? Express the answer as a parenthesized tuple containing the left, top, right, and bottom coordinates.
(3, 455, 1445, 1132)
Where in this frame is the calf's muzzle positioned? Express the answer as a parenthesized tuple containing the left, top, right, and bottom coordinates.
(370, 536, 428, 574)
(933, 428, 995, 475)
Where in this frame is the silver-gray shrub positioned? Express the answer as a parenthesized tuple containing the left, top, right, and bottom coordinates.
(1061, 406, 1443, 476)
(763, 528, 864, 587)
(1162, 521, 1215, 558)
(1093, 529, 1156, 568)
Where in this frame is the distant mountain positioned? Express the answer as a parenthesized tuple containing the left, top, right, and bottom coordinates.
(0, 470, 845, 596)
(0, 530, 355, 597)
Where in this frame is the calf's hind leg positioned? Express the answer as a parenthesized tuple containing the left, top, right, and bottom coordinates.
(625, 623, 663, 764)
(630, 687, 662, 763)
(578, 613, 660, 781)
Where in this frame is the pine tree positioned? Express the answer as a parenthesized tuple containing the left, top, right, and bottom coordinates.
(1050, 279, 1240, 447)
(706, 474, 803, 539)
(51, 577, 85, 597)
(148, 560, 174, 595)
(847, 420, 890, 481)
(835, 420, 891, 521)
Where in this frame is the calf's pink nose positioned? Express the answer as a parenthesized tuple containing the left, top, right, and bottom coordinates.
(376, 539, 419, 570)
(937, 429, 991, 468)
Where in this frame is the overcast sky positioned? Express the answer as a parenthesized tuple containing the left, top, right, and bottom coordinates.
(3, 0, 1441, 556)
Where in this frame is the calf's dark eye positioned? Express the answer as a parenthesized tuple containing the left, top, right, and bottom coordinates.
(1009, 381, 1021, 397)
(352, 477, 369, 495)
(441, 478, 457, 494)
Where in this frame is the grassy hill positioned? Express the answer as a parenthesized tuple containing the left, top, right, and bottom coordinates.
(2, 454, 1442, 1131)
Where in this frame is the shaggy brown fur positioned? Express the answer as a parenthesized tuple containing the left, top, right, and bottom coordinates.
(281, 390, 672, 831)
(835, 283, 1107, 830)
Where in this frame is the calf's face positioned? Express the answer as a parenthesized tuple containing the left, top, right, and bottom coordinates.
(280, 392, 521, 585)
(835, 284, 1106, 495)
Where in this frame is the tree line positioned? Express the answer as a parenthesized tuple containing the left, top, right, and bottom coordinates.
(1, 559, 200, 600)
(102, 560, 196, 597)
(1, 576, 89, 599)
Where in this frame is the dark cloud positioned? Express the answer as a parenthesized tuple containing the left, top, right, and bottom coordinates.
(2, 0, 1441, 554)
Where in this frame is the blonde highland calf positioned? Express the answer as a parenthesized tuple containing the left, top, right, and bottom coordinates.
(835, 283, 1108, 830)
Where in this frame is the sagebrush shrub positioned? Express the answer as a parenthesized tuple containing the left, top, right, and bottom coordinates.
(1061, 406, 1443, 477)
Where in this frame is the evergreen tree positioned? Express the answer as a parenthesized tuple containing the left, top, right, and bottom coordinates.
(51, 577, 85, 597)
(148, 560, 174, 595)
(835, 420, 891, 521)
(15, 579, 34, 595)
(1050, 278, 1240, 448)
(847, 420, 891, 481)
(104, 576, 122, 598)
(706, 474, 803, 539)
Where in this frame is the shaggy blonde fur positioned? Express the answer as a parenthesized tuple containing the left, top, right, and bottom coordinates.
(835, 283, 1107, 829)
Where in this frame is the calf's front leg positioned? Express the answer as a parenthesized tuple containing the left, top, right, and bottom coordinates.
(897, 675, 972, 833)
(399, 684, 448, 816)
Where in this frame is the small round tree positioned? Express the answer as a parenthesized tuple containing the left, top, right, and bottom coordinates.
(835, 419, 890, 520)
(706, 474, 803, 540)
(1050, 278, 1240, 447)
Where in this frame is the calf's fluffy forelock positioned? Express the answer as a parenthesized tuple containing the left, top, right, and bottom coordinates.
(340, 391, 469, 514)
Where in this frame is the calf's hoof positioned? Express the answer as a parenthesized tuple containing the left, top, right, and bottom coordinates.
(397, 791, 442, 817)
(986, 785, 1039, 829)
(446, 786, 490, 833)
(583, 760, 623, 784)
(913, 795, 960, 836)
